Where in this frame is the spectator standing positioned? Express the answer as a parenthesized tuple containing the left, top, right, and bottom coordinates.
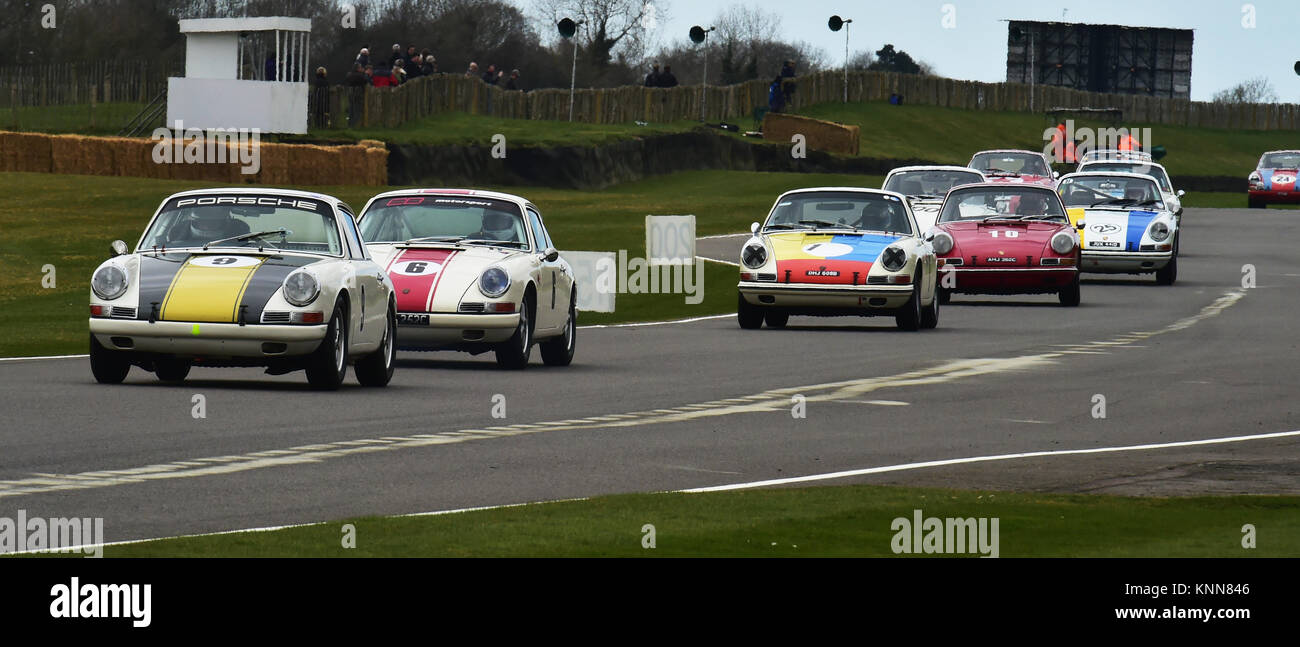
(645, 63, 661, 87)
(482, 64, 498, 85)
(780, 60, 797, 108)
(345, 63, 367, 127)
(392, 60, 406, 85)
(389, 44, 402, 66)
(405, 45, 418, 66)
(355, 47, 370, 68)
(371, 64, 392, 87)
(465, 62, 479, 78)
(420, 50, 436, 76)
(405, 54, 423, 80)
(767, 76, 785, 113)
(505, 69, 521, 91)
(658, 65, 678, 87)
(311, 67, 329, 127)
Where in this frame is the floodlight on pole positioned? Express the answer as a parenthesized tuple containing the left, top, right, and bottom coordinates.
(690, 25, 714, 121)
(559, 18, 583, 122)
(829, 16, 853, 103)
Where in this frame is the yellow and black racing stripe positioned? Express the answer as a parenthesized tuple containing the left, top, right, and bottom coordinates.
(136, 253, 318, 323)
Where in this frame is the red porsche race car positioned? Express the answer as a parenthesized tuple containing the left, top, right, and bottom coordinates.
(929, 183, 1081, 306)
(1248, 150, 1300, 208)
(968, 149, 1059, 188)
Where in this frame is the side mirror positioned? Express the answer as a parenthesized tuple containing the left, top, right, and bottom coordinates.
(1075, 220, 1086, 230)
(543, 247, 560, 262)
(111, 240, 128, 256)
(750, 221, 760, 236)
(1176, 190, 1185, 197)
(1052, 171, 1060, 179)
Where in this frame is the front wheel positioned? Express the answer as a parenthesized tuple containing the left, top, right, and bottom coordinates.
(737, 293, 764, 329)
(540, 294, 576, 367)
(764, 311, 789, 328)
(495, 294, 533, 369)
(306, 303, 349, 390)
(355, 305, 396, 386)
(154, 358, 192, 382)
(895, 279, 921, 331)
(89, 335, 130, 384)
(1058, 274, 1081, 306)
(1248, 197, 1265, 209)
(920, 290, 939, 329)
(1155, 252, 1178, 286)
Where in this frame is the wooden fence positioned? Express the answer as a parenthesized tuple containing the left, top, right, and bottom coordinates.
(0, 61, 178, 107)
(337, 69, 1300, 132)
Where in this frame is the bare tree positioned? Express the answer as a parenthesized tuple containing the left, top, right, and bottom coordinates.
(534, 0, 663, 68)
(1212, 76, 1279, 104)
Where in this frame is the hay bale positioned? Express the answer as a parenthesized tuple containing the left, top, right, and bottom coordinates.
(761, 112, 860, 156)
(357, 139, 387, 150)
(113, 137, 156, 178)
(49, 134, 86, 175)
(255, 142, 291, 186)
(363, 147, 388, 186)
(288, 144, 341, 186)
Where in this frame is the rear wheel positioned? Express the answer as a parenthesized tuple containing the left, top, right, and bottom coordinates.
(306, 303, 348, 390)
(895, 280, 922, 331)
(737, 293, 764, 329)
(355, 305, 396, 386)
(540, 294, 577, 367)
(154, 358, 192, 382)
(89, 335, 130, 384)
(764, 311, 789, 328)
(495, 293, 533, 369)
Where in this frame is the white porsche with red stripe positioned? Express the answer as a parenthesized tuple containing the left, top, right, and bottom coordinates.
(356, 189, 576, 368)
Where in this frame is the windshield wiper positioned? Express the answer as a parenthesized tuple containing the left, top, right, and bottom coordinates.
(799, 219, 856, 231)
(203, 229, 288, 250)
(1091, 198, 1135, 207)
(763, 223, 805, 230)
(461, 239, 527, 248)
(983, 215, 1025, 222)
(405, 235, 466, 244)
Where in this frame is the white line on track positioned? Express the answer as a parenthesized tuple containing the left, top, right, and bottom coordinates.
(682, 429, 1300, 492)
(0, 353, 88, 362)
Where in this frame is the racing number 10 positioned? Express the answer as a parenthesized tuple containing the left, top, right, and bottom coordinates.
(990, 230, 1019, 238)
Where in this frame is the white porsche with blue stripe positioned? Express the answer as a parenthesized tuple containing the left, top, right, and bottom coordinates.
(1057, 172, 1180, 285)
(736, 188, 939, 331)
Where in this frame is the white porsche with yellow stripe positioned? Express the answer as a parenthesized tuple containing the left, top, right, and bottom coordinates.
(1057, 172, 1180, 285)
(88, 188, 397, 389)
(737, 188, 939, 331)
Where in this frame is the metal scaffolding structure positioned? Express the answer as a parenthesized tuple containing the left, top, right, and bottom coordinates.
(1006, 21, 1193, 100)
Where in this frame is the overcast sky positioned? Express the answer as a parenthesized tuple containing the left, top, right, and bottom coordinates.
(626, 0, 1299, 103)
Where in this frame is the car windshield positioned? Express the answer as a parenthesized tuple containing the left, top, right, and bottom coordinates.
(1260, 152, 1300, 168)
(969, 152, 1051, 176)
(139, 194, 343, 255)
(938, 187, 1067, 222)
(884, 170, 984, 197)
(1081, 162, 1172, 191)
(1059, 176, 1164, 210)
(359, 195, 530, 249)
(765, 191, 913, 236)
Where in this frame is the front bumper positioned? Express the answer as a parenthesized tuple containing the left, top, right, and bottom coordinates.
(393, 312, 521, 348)
(89, 318, 327, 357)
(1079, 250, 1173, 273)
(738, 281, 914, 310)
(940, 266, 1078, 294)
(1249, 189, 1300, 204)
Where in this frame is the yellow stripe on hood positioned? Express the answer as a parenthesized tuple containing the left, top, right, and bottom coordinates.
(160, 257, 265, 323)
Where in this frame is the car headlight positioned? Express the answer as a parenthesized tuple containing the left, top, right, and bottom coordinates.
(880, 246, 908, 272)
(91, 264, 128, 300)
(931, 231, 954, 255)
(282, 269, 320, 306)
(1148, 220, 1171, 242)
(479, 266, 510, 298)
(741, 242, 767, 269)
(1050, 231, 1076, 255)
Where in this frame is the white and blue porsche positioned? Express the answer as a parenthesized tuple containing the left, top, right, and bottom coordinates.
(1057, 172, 1180, 285)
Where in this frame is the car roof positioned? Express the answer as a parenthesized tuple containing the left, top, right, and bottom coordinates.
(1078, 159, 1169, 171)
(369, 188, 530, 205)
(970, 149, 1046, 157)
(164, 187, 340, 202)
(948, 181, 1059, 192)
(1059, 171, 1161, 184)
(1261, 150, 1300, 155)
(778, 187, 907, 200)
(886, 165, 987, 176)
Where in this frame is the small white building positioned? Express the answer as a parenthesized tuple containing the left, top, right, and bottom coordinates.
(167, 16, 312, 134)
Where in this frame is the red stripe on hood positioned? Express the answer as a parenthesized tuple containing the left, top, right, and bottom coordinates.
(386, 248, 458, 313)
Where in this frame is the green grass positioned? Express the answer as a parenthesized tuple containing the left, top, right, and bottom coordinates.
(1180, 191, 1300, 209)
(57, 484, 1299, 557)
(3, 102, 152, 136)
(296, 112, 705, 148)
(0, 169, 884, 357)
(798, 101, 1300, 178)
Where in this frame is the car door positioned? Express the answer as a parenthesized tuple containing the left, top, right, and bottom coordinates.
(339, 203, 386, 349)
(525, 206, 567, 333)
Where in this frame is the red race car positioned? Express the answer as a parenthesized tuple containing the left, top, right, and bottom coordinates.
(968, 150, 1059, 188)
(930, 183, 1081, 306)
(1248, 150, 1300, 208)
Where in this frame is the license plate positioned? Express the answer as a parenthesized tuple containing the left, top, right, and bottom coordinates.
(397, 313, 429, 326)
(1091, 241, 1121, 248)
(985, 257, 1016, 263)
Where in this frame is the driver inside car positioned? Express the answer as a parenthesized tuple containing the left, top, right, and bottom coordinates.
(167, 206, 250, 247)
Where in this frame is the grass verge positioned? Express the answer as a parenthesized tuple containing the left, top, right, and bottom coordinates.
(50, 484, 1300, 557)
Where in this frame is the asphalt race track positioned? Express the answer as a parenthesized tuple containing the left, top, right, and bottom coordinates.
(2, 207, 1298, 544)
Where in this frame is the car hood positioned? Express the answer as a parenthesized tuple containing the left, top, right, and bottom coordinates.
(936, 221, 1066, 266)
(768, 231, 904, 284)
(1255, 168, 1298, 191)
(132, 250, 324, 323)
(985, 174, 1055, 187)
(370, 243, 522, 312)
(1065, 208, 1162, 251)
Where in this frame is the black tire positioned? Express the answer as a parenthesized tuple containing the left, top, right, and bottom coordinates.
(937, 286, 952, 305)
(306, 302, 348, 390)
(154, 358, 192, 382)
(920, 288, 939, 329)
(737, 293, 764, 329)
(355, 304, 396, 386)
(495, 293, 533, 369)
(1058, 273, 1081, 306)
(895, 279, 922, 331)
(764, 311, 789, 328)
(540, 293, 577, 367)
(1155, 252, 1178, 286)
(1248, 197, 1264, 209)
(89, 334, 130, 384)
